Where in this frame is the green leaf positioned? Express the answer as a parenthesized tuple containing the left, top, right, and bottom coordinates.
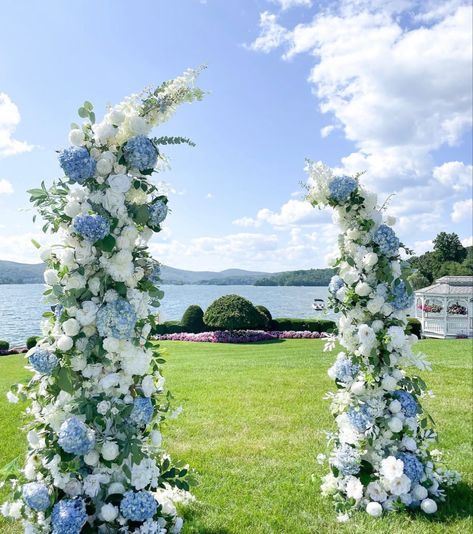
(78, 107, 88, 118)
(83, 101, 93, 111)
(89, 111, 96, 124)
(95, 235, 116, 252)
(132, 205, 150, 225)
(57, 367, 75, 394)
(31, 239, 41, 249)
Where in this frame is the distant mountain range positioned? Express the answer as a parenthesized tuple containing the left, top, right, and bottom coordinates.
(0, 260, 333, 287)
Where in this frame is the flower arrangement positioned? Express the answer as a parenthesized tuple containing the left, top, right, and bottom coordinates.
(1, 67, 205, 533)
(306, 162, 460, 520)
(417, 303, 443, 313)
(155, 330, 329, 343)
(447, 303, 467, 315)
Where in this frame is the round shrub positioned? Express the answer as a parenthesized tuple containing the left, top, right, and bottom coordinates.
(181, 305, 205, 333)
(26, 336, 39, 350)
(406, 317, 422, 338)
(204, 294, 266, 331)
(0, 340, 10, 351)
(255, 305, 272, 329)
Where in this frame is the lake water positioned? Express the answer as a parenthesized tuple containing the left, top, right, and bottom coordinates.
(0, 284, 332, 346)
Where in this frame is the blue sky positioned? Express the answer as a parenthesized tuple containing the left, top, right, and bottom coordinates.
(0, 0, 471, 271)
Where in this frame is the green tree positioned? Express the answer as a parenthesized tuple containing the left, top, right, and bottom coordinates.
(433, 232, 467, 263)
(408, 272, 430, 290)
(181, 305, 205, 333)
(203, 294, 265, 330)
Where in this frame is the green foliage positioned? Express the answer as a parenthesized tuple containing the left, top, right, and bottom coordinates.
(77, 100, 95, 124)
(408, 272, 430, 290)
(203, 294, 266, 331)
(26, 337, 39, 350)
(255, 305, 272, 329)
(181, 305, 205, 333)
(270, 318, 336, 333)
(0, 341, 10, 351)
(406, 318, 422, 338)
(152, 136, 196, 148)
(433, 232, 467, 263)
(152, 321, 183, 335)
(254, 268, 334, 286)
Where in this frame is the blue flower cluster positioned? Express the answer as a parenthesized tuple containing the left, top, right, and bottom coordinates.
(347, 404, 374, 432)
(22, 482, 50, 512)
(393, 390, 418, 417)
(72, 214, 110, 243)
(148, 200, 168, 227)
(58, 416, 95, 455)
(123, 135, 158, 170)
(331, 443, 360, 476)
(332, 353, 359, 383)
(59, 147, 96, 184)
(328, 275, 345, 296)
(390, 280, 414, 310)
(52, 498, 87, 534)
(130, 397, 154, 427)
(96, 298, 137, 340)
(328, 176, 358, 202)
(29, 349, 58, 375)
(373, 224, 400, 256)
(120, 491, 157, 522)
(398, 452, 424, 484)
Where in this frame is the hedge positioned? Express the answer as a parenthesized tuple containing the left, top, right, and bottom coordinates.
(204, 295, 266, 331)
(181, 305, 205, 333)
(269, 318, 336, 333)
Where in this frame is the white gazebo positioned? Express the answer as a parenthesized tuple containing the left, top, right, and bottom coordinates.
(415, 276, 473, 338)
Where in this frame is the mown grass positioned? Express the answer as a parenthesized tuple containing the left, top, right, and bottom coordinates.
(0, 339, 471, 533)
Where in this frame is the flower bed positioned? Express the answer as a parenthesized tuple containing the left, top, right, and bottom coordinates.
(154, 330, 329, 343)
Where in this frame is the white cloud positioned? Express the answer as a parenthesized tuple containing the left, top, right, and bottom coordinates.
(206, 192, 214, 199)
(248, 12, 290, 53)
(0, 231, 56, 263)
(433, 161, 472, 191)
(0, 179, 13, 194)
(462, 236, 473, 247)
(451, 198, 473, 223)
(269, 0, 312, 10)
(320, 125, 335, 138)
(0, 93, 34, 158)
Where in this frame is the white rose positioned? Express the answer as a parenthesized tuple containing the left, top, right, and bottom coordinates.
(371, 320, 384, 332)
(382, 304, 394, 316)
(44, 269, 59, 285)
(39, 247, 52, 261)
(412, 484, 428, 500)
(142, 375, 156, 397)
(127, 114, 149, 136)
(64, 274, 86, 291)
(76, 301, 98, 326)
(362, 252, 378, 269)
(401, 436, 417, 452)
(345, 476, 363, 500)
(84, 450, 100, 466)
(108, 109, 125, 124)
(96, 158, 113, 176)
(366, 502, 383, 517)
(381, 375, 397, 391)
(367, 295, 384, 314)
(389, 400, 402, 413)
(64, 199, 82, 218)
(101, 373, 120, 389)
(351, 381, 365, 395)
(97, 401, 111, 415)
(388, 417, 403, 433)
(62, 318, 80, 337)
(88, 277, 101, 296)
(108, 174, 131, 193)
(103, 337, 120, 353)
(57, 335, 73, 352)
(341, 267, 359, 286)
(93, 121, 116, 144)
(101, 503, 119, 522)
(102, 441, 119, 461)
(389, 474, 411, 496)
(68, 128, 85, 146)
(355, 281, 372, 297)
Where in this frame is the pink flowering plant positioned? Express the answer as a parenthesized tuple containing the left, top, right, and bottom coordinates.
(306, 162, 460, 520)
(1, 69, 205, 533)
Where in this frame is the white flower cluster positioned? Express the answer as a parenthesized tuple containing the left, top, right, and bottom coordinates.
(2, 70, 204, 533)
(307, 162, 460, 519)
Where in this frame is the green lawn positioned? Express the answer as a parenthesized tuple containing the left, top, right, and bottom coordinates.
(0, 339, 472, 534)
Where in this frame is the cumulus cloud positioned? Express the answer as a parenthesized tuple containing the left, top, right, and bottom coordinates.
(0, 93, 34, 158)
(248, 12, 290, 53)
(451, 198, 473, 223)
(433, 161, 473, 192)
(269, 0, 312, 10)
(0, 179, 14, 194)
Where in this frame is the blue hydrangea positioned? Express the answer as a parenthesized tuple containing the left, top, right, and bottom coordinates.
(331, 353, 359, 383)
(96, 298, 137, 340)
(52, 498, 87, 534)
(328, 275, 345, 295)
(58, 416, 95, 455)
(130, 397, 154, 427)
(393, 390, 418, 417)
(29, 348, 58, 375)
(59, 147, 96, 184)
(330, 443, 360, 476)
(398, 452, 424, 484)
(373, 224, 400, 256)
(72, 214, 110, 243)
(22, 482, 50, 511)
(390, 280, 414, 310)
(347, 404, 374, 432)
(123, 135, 158, 170)
(148, 200, 168, 227)
(328, 176, 358, 202)
(120, 491, 157, 522)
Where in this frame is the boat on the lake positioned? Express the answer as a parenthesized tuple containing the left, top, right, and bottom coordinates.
(312, 298, 325, 311)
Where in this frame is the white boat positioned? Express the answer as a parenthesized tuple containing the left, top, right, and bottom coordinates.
(312, 298, 325, 311)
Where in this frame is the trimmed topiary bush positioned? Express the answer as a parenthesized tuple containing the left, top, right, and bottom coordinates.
(0, 340, 10, 350)
(26, 336, 40, 350)
(204, 294, 266, 331)
(406, 317, 422, 338)
(270, 318, 336, 333)
(255, 305, 272, 329)
(181, 305, 205, 333)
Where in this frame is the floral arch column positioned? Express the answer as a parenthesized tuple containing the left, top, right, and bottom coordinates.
(2, 68, 204, 533)
(305, 162, 460, 520)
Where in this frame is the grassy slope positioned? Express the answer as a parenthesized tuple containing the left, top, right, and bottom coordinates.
(0, 339, 471, 534)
